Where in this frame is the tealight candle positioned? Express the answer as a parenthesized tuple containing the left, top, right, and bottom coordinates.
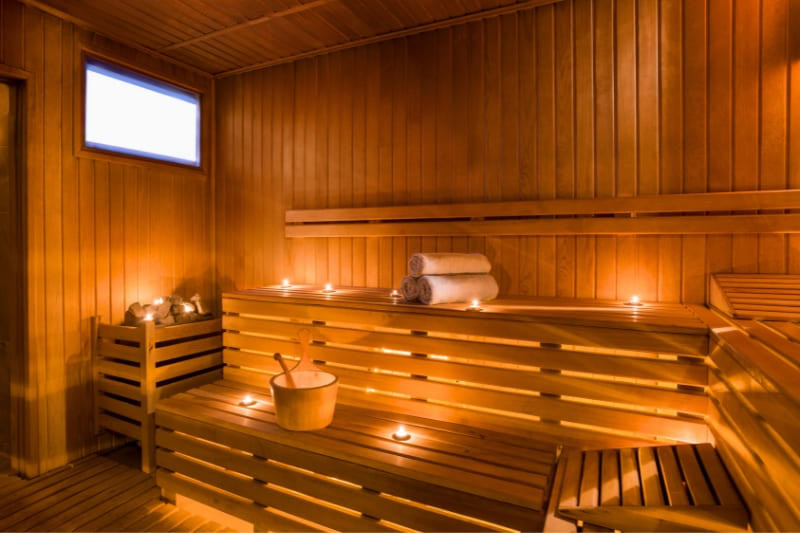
(390, 289, 400, 298)
(392, 425, 411, 441)
(281, 278, 291, 289)
(322, 283, 335, 293)
(153, 297, 164, 305)
(628, 295, 642, 306)
(183, 303, 194, 313)
(144, 313, 154, 321)
(467, 299, 482, 311)
(240, 395, 256, 407)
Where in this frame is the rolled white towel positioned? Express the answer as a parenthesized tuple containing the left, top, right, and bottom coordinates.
(417, 274, 499, 305)
(408, 253, 492, 277)
(400, 275, 420, 302)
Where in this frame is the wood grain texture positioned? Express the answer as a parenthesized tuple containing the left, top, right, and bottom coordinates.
(27, 0, 564, 76)
(215, 0, 800, 305)
(1, 0, 215, 477)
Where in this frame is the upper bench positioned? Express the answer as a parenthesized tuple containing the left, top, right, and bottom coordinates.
(222, 286, 710, 446)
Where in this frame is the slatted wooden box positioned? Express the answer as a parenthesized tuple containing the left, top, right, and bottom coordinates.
(92, 317, 224, 472)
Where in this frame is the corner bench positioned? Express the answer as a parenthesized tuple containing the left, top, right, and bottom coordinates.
(155, 379, 557, 531)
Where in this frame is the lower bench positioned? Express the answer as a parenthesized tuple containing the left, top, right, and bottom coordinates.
(154, 379, 559, 532)
(554, 444, 748, 532)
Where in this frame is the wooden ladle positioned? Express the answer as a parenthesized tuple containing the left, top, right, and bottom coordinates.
(273, 329, 315, 388)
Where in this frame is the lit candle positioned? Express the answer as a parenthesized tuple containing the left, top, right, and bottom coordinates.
(322, 283, 335, 293)
(628, 295, 641, 306)
(392, 425, 411, 441)
(467, 299, 482, 311)
(390, 289, 400, 298)
(153, 297, 164, 305)
(183, 303, 194, 313)
(240, 395, 256, 407)
(281, 278, 291, 289)
(143, 313, 154, 321)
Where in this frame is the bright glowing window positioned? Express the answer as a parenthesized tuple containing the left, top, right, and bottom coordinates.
(84, 57, 201, 167)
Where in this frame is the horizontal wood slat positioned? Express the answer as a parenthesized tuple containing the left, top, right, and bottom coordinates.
(286, 213, 800, 238)
(153, 336, 223, 363)
(287, 190, 800, 223)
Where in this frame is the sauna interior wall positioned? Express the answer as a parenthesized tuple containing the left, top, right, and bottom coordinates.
(0, 0, 214, 476)
(216, 0, 800, 303)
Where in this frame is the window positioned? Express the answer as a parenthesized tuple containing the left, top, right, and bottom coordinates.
(84, 57, 201, 167)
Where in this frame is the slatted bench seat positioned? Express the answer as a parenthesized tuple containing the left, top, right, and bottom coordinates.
(155, 379, 558, 532)
(553, 444, 748, 532)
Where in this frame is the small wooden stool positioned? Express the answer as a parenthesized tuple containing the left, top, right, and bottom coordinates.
(555, 443, 748, 532)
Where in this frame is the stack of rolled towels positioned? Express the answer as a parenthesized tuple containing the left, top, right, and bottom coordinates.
(401, 253, 499, 305)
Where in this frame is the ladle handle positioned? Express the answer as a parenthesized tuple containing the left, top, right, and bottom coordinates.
(294, 329, 317, 372)
(274, 353, 297, 388)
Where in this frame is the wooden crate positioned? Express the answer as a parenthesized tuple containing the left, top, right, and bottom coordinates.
(92, 317, 223, 472)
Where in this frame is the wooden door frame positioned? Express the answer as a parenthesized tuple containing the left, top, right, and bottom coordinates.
(0, 63, 31, 477)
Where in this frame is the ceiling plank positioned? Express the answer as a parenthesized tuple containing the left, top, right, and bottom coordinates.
(19, 0, 213, 77)
(160, 0, 337, 52)
(216, 0, 563, 78)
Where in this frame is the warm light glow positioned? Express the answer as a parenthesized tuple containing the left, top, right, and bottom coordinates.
(153, 297, 164, 305)
(629, 295, 641, 306)
(281, 278, 291, 288)
(366, 388, 376, 393)
(183, 303, 193, 313)
(144, 313, 153, 321)
(392, 425, 411, 441)
(322, 283, 335, 293)
(240, 395, 256, 407)
(468, 299, 482, 311)
(390, 289, 400, 298)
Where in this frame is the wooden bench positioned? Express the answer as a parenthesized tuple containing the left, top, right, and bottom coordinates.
(691, 295, 800, 530)
(553, 444, 748, 532)
(154, 285, 714, 531)
(156, 379, 557, 531)
(710, 273, 800, 320)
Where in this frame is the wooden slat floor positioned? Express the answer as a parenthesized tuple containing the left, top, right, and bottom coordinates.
(0, 444, 233, 532)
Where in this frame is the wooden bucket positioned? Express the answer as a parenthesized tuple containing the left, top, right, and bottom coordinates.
(270, 330, 339, 431)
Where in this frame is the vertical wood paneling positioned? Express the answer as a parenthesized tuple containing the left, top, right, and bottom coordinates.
(1, 0, 214, 476)
(216, 0, 799, 307)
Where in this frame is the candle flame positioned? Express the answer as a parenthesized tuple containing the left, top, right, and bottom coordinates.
(183, 303, 193, 313)
(629, 295, 641, 305)
(144, 313, 153, 321)
(390, 289, 400, 297)
(281, 278, 291, 288)
(153, 297, 164, 305)
(393, 425, 410, 440)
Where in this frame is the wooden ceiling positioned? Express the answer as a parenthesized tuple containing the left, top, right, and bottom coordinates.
(25, 0, 559, 77)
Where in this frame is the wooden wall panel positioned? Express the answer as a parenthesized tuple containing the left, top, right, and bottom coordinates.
(1, 0, 214, 477)
(215, 0, 800, 304)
